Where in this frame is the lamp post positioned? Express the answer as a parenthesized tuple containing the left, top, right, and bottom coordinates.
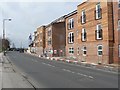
(2, 18, 12, 55)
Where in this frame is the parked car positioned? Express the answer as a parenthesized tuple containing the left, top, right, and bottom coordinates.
(19, 49, 24, 53)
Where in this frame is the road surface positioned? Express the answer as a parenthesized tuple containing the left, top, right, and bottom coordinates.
(6, 51, 119, 88)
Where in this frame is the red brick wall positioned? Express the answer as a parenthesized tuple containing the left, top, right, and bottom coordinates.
(65, 12, 78, 58)
(76, 0, 114, 64)
(113, 1, 120, 63)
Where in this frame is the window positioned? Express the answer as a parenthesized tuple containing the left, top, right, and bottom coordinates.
(48, 30, 51, 36)
(96, 24, 102, 40)
(40, 42, 43, 47)
(95, 3, 102, 19)
(81, 10, 86, 24)
(82, 46, 87, 56)
(77, 47, 80, 55)
(97, 45, 103, 56)
(118, 20, 120, 30)
(76, 30, 79, 36)
(81, 28, 87, 41)
(48, 37, 52, 45)
(119, 0, 120, 8)
(69, 47, 74, 54)
(68, 18, 74, 29)
(68, 32, 74, 44)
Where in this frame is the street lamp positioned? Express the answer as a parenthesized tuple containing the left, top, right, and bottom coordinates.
(2, 18, 12, 55)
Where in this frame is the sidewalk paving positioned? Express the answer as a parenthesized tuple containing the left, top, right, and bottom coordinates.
(0, 53, 35, 89)
(27, 52, 119, 73)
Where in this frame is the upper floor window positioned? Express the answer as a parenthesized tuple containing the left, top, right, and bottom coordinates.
(97, 45, 103, 56)
(118, 20, 120, 27)
(118, 20, 120, 30)
(68, 32, 74, 44)
(48, 30, 51, 36)
(76, 30, 79, 36)
(68, 18, 74, 30)
(48, 37, 52, 45)
(119, 0, 120, 8)
(81, 10, 86, 24)
(95, 3, 102, 19)
(95, 24, 102, 40)
(81, 28, 87, 41)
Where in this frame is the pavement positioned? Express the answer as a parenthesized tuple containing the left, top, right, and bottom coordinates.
(27, 52, 119, 73)
(6, 51, 119, 88)
(0, 53, 37, 89)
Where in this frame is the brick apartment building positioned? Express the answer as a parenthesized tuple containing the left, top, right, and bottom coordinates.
(113, 0, 120, 63)
(77, 0, 116, 64)
(65, 10, 78, 59)
(45, 16, 66, 57)
(31, 0, 119, 64)
(33, 26, 46, 56)
(65, 0, 119, 64)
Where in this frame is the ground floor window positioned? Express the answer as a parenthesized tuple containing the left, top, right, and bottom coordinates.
(69, 47, 74, 54)
(82, 46, 87, 56)
(97, 45, 103, 56)
(77, 47, 80, 55)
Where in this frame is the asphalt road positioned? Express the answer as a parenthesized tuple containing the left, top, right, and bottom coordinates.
(6, 51, 119, 88)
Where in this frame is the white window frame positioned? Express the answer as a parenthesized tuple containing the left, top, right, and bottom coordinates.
(96, 3, 101, 19)
(118, 0, 120, 8)
(82, 28, 86, 41)
(68, 18, 74, 29)
(69, 47, 74, 54)
(76, 30, 79, 36)
(96, 24, 102, 39)
(68, 32, 74, 44)
(97, 45, 103, 56)
(118, 20, 120, 30)
(81, 10, 85, 24)
(82, 46, 87, 56)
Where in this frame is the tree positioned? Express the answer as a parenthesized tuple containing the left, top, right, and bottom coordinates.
(2, 38, 10, 50)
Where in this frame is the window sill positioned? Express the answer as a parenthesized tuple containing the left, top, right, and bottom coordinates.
(95, 17, 102, 20)
(96, 38, 103, 40)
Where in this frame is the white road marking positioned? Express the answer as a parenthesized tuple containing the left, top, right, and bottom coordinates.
(77, 73, 94, 79)
(62, 69, 71, 72)
(42, 62, 94, 79)
(62, 68, 94, 79)
(56, 61, 118, 74)
(31, 59, 38, 63)
(42, 62, 55, 67)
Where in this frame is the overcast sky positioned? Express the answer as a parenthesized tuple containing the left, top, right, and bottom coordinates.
(0, 1, 82, 48)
